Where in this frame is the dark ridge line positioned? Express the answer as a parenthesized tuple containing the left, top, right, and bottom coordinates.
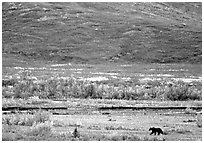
(2, 107, 68, 111)
(98, 106, 202, 110)
(2, 106, 202, 111)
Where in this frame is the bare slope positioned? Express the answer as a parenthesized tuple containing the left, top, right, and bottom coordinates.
(2, 2, 202, 65)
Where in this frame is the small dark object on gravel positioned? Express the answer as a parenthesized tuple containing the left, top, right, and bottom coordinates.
(102, 112, 110, 115)
(73, 128, 80, 138)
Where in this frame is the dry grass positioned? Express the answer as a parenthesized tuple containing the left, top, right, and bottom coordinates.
(196, 112, 202, 128)
(2, 110, 51, 126)
(2, 107, 202, 141)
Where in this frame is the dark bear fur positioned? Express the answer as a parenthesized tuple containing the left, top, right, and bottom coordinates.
(149, 127, 163, 135)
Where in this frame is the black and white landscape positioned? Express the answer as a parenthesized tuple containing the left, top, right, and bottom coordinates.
(2, 2, 202, 141)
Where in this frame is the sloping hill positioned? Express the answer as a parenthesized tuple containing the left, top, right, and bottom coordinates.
(2, 2, 202, 65)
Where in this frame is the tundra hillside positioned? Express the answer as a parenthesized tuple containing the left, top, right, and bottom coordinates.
(2, 2, 202, 141)
(2, 2, 202, 65)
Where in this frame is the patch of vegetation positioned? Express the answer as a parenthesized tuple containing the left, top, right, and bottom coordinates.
(166, 127, 192, 134)
(87, 125, 101, 130)
(196, 112, 202, 128)
(2, 110, 54, 141)
(184, 107, 198, 114)
(52, 120, 66, 127)
(2, 110, 51, 126)
(100, 134, 165, 141)
(165, 85, 202, 101)
(105, 125, 137, 131)
(25, 121, 53, 137)
(2, 71, 201, 101)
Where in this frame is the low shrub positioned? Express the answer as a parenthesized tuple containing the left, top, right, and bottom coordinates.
(2, 110, 51, 126)
(2, 79, 18, 87)
(26, 121, 52, 137)
(167, 127, 192, 134)
(165, 86, 201, 101)
(3, 72, 201, 101)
